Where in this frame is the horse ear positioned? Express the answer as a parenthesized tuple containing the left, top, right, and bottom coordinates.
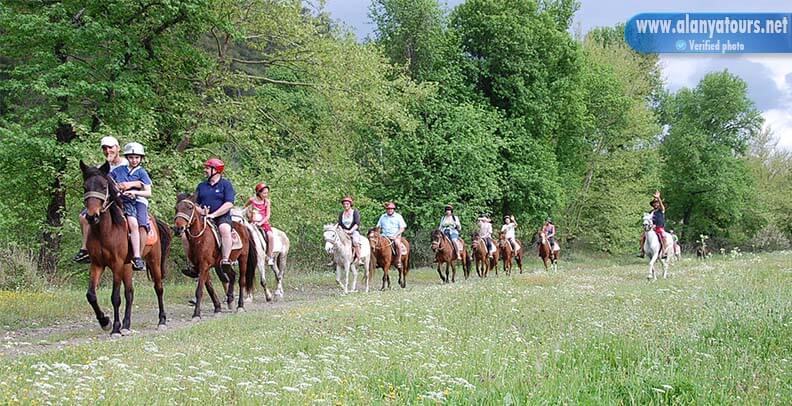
(98, 161, 111, 175)
(79, 160, 89, 179)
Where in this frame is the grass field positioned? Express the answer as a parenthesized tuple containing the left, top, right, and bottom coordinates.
(1, 252, 790, 404)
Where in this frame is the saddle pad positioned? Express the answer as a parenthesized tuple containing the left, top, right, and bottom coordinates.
(390, 242, 408, 257)
(145, 216, 158, 246)
(553, 242, 560, 251)
(209, 222, 244, 251)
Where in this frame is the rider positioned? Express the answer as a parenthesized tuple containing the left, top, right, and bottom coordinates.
(110, 142, 152, 271)
(194, 158, 236, 276)
(477, 214, 496, 259)
(73, 136, 128, 263)
(376, 202, 406, 269)
(639, 191, 667, 257)
(543, 218, 556, 251)
(244, 182, 275, 265)
(336, 196, 363, 265)
(439, 204, 463, 261)
(501, 215, 520, 252)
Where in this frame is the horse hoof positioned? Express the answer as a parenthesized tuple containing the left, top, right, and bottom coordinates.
(236, 307, 246, 313)
(157, 324, 167, 331)
(100, 323, 111, 332)
(245, 297, 253, 303)
(188, 299, 197, 306)
(120, 328, 132, 336)
(110, 332, 122, 339)
(191, 316, 201, 322)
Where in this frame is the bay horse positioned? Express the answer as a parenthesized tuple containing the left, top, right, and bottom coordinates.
(498, 234, 524, 275)
(80, 161, 172, 337)
(173, 194, 257, 319)
(367, 227, 410, 289)
(535, 229, 560, 272)
(430, 229, 471, 283)
(324, 224, 371, 293)
(470, 232, 489, 278)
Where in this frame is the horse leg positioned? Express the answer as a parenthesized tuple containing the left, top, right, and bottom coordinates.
(205, 279, 223, 313)
(237, 259, 247, 311)
(335, 262, 347, 293)
(350, 262, 358, 293)
(259, 259, 273, 302)
(517, 254, 523, 274)
(121, 267, 134, 335)
(450, 261, 456, 283)
(225, 268, 237, 310)
(110, 269, 123, 337)
(86, 264, 110, 331)
(152, 261, 167, 328)
(436, 263, 446, 283)
(192, 272, 206, 320)
(273, 254, 285, 299)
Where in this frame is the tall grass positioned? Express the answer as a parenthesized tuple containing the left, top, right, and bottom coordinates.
(0, 252, 790, 404)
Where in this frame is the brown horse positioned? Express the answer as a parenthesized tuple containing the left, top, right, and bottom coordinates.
(535, 229, 560, 272)
(430, 229, 471, 283)
(80, 161, 172, 336)
(471, 232, 497, 277)
(367, 228, 410, 289)
(498, 234, 524, 275)
(173, 194, 257, 319)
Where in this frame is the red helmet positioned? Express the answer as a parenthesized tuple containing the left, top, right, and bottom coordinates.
(341, 196, 354, 205)
(204, 158, 224, 174)
(255, 182, 269, 193)
(384, 202, 396, 209)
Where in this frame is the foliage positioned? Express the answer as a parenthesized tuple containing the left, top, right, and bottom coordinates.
(659, 71, 764, 245)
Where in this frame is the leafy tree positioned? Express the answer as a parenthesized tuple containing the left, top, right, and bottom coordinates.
(659, 71, 763, 244)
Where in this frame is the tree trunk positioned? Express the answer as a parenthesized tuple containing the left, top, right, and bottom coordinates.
(37, 44, 77, 274)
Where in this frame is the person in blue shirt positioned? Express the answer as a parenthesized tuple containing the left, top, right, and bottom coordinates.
(194, 158, 236, 275)
(111, 142, 152, 271)
(376, 202, 406, 269)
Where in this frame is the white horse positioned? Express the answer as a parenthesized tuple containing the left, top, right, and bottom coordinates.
(235, 207, 290, 301)
(323, 224, 371, 293)
(642, 213, 673, 280)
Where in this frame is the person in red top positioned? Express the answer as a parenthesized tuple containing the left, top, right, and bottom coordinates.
(244, 182, 274, 265)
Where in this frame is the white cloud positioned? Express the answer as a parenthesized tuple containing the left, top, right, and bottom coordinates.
(763, 109, 792, 151)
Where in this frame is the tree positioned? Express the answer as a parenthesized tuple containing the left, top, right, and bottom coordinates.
(659, 71, 763, 244)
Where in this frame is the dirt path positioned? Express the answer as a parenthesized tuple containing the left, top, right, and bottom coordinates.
(1, 278, 347, 358)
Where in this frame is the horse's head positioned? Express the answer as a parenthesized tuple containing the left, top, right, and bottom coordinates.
(498, 233, 509, 249)
(642, 213, 654, 231)
(471, 232, 480, 249)
(173, 193, 198, 236)
(79, 160, 118, 225)
(367, 227, 382, 248)
(322, 224, 339, 254)
(536, 229, 548, 246)
(430, 229, 444, 251)
(245, 205, 262, 224)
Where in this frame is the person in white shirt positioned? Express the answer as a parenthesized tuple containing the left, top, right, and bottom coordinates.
(500, 215, 520, 252)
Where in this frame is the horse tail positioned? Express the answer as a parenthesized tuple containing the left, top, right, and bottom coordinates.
(155, 217, 172, 279)
(245, 230, 258, 293)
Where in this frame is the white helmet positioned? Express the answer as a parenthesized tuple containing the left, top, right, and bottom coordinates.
(122, 142, 145, 156)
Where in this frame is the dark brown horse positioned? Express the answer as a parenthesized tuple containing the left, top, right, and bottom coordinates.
(498, 234, 524, 275)
(430, 229, 471, 283)
(80, 161, 172, 336)
(535, 229, 560, 272)
(367, 228, 410, 289)
(471, 232, 496, 277)
(173, 195, 257, 319)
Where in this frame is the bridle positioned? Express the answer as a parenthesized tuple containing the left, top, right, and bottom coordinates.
(431, 230, 450, 252)
(175, 199, 208, 238)
(83, 174, 118, 215)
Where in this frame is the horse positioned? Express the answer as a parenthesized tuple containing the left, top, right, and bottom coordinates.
(535, 229, 560, 272)
(498, 234, 524, 275)
(642, 213, 672, 280)
(79, 161, 172, 337)
(367, 227, 410, 289)
(241, 206, 290, 300)
(324, 224, 371, 293)
(470, 232, 489, 278)
(430, 229, 470, 283)
(173, 194, 257, 320)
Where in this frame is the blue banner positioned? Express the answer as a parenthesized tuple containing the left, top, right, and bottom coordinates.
(624, 13, 792, 53)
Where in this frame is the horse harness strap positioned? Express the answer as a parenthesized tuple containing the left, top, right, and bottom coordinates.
(83, 187, 115, 213)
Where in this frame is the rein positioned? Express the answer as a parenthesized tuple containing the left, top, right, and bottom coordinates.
(175, 200, 208, 238)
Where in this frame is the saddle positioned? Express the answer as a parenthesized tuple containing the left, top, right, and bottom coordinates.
(207, 219, 243, 251)
(388, 239, 408, 257)
(144, 216, 158, 246)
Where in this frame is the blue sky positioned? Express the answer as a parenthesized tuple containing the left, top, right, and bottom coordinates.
(323, 0, 792, 150)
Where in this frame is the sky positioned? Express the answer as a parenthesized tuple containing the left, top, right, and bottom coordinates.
(323, 0, 792, 150)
